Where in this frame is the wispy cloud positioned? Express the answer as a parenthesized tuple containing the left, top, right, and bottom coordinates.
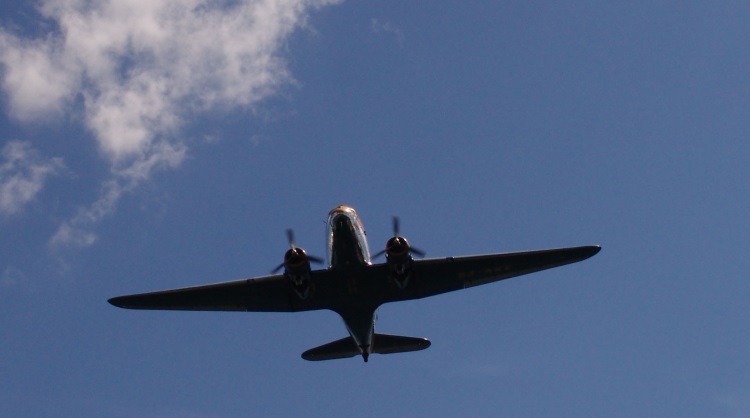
(0, 0, 340, 246)
(0, 141, 63, 216)
(371, 18, 404, 45)
(714, 388, 750, 418)
(1, 265, 28, 287)
(50, 141, 187, 248)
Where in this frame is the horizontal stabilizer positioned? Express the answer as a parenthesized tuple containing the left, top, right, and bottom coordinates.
(371, 333, 431, 355)
(301, 333, 431, 361)
(302, 337, 360, 361)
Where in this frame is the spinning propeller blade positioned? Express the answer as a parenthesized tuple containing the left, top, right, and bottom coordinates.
(272, 229, 323, 273)
(287, 229, 295, 250)
(372, 216, 425, 259)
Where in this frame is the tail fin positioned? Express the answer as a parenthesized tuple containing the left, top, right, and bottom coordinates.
(301, 334, 431, 361)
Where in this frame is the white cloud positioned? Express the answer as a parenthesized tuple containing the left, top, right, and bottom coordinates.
(0, 0, 341, 246)
(0, 36, 79, 121)
(0, 141, 64, 216)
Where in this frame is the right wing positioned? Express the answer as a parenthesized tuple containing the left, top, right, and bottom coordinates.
(109, 274, 302, 312)
(401, 245, 601, 301)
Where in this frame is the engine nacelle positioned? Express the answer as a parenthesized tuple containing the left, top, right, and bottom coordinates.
(384, 236, 414, 289)
(284, 247, 313, 299)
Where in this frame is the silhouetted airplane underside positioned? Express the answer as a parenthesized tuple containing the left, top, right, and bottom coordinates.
(109, 205, 600, 362)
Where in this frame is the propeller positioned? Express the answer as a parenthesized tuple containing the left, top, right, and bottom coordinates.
(271, 229, 324, 274)
(410, 243, 426, 258)
(372, 216, 425, 259)
(286, 228, 296, 250)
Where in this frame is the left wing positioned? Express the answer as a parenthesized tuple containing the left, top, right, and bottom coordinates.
(399, 245, 600, 301)
(109, 274, 301, 312)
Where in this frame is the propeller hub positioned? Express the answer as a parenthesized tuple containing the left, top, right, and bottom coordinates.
(285, 247, 308, 268)
(371, 216, 425, 260)
(272, 229, 323, 274)
(386, 236, 409, 257)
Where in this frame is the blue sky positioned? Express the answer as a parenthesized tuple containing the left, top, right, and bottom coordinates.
(2, 1, 750, 416)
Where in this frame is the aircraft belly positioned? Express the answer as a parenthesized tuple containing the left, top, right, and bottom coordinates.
(305, 266, 391, 311)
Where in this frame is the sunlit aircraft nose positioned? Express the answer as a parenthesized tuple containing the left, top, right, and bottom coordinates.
(329, 205, 356, 216)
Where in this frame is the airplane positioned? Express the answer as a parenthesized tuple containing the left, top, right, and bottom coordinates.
(109, 205, 600, 362)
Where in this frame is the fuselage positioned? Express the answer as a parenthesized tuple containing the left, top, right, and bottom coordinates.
(325, 205, 376, 360)
(327, 205, 371, 268)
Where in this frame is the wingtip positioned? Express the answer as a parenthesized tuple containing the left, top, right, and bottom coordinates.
(108, 296, 127, 309)
(580, 245, 601, 260)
